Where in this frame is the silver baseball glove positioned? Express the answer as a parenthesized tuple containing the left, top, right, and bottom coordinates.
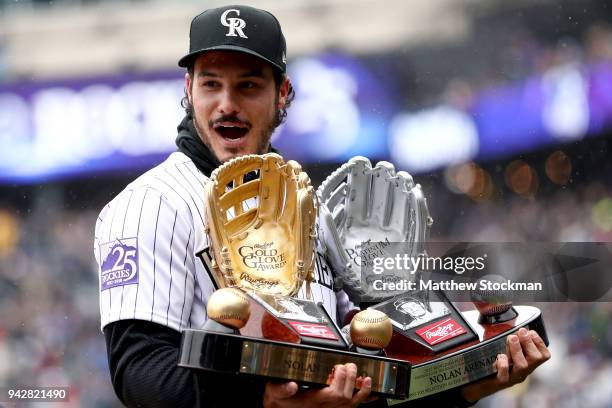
(316, 156, 433, 303)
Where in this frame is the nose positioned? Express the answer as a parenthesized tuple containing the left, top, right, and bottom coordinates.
(217, 88, 240, 115)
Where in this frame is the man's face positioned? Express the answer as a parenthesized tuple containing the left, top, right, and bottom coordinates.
(186, 51, 289, 163)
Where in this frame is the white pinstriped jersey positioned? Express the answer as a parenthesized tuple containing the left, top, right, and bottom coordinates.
(94, 151, 344, 332)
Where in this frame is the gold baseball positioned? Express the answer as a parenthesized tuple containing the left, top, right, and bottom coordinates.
(350, 309, 393, 349)
(207, 287, 251, 329)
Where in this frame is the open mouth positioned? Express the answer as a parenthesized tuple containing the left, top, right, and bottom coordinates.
(213, 122, 250, 140)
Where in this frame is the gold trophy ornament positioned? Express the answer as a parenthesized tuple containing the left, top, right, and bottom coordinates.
(350, 309, 393, 354)
(179, 154, 410, 399)
(204, 153, 316, 297)
(206, 287, 252, 330)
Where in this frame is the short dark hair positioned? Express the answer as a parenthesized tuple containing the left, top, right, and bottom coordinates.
(180, 65, 295, 129)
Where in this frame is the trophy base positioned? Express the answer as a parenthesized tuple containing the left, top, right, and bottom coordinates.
(179, 289, 410, 399)
(178, 330, 410, 399)
(389, 305, 548, 401)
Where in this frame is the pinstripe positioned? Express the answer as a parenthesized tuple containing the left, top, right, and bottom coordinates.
(118, 190, 135, 318)
(98, 240, 105, 321)
(166, 210, 178, 326)
(133, 188, 149, 318)
(175, 164, 206, 219)
(189, 258, 206, 329)
(181, 162, 205, 189)
(150, 196, 163, 321)
(179, 229, 192, 330)
(106, 196, 121, 312)
(120, 191, 135, 234)
(187, 252, 200, 328)
(163, 168, 205, 228)
(154, 174, 197, 224)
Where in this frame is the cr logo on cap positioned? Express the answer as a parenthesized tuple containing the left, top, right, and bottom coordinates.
(221, 9, 248, 39)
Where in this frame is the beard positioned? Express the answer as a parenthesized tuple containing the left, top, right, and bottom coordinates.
(191, 102, 280, 164)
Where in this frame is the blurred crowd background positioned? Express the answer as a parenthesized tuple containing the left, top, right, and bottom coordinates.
(0, 0, 611, 406)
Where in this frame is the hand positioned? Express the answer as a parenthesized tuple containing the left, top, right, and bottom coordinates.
(263, 363, 376, 407)
(460, 328, 551, 403)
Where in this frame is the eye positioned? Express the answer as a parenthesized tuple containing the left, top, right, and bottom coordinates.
(201, 80, 220, 89)
(240, 81, 259, 89)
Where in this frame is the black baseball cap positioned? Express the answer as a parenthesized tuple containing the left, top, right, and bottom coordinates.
(178, 5, 287, 73)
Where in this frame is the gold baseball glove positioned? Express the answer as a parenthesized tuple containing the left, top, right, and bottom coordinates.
(204, 153, 316, 297)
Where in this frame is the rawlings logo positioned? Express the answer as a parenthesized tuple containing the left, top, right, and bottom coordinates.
(296, 324, 328, 336)
(220, 9, 248, 38)
(425, 323, 455, 340)
(416, 318, 466, 346)
(288, 321, 338, 340)
(239, 272, 279, 289)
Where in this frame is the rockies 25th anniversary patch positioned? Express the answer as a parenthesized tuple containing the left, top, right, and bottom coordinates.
(99, 237, 139, 290)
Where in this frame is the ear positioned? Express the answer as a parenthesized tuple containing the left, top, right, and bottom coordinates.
(278, 76, 291, 109)
(185, 72, 192, 100)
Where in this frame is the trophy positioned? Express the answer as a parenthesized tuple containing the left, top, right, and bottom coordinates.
(373, 283, 548, 401)
(316, 157, 549, 402)
(178, 154, 410, 399)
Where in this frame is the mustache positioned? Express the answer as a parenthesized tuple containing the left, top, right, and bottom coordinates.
(208, 115, 252, 128)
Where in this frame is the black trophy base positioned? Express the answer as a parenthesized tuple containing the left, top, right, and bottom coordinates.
(179, 330, 410, 399)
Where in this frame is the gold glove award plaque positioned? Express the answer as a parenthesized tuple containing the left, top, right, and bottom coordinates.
(178, 154, 410, 398)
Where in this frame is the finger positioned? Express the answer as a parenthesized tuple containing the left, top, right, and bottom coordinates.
(317, 160, 349, 215)
(368, 161, 395, 228)
(258, 154, 283, 221)
(495, 353, 510, 384)
(326, 182, 349, 217)
(407, 184, 431, 247)
(280, 164, 298, 223)
(343, 363, 357, 399)
(507, 333, 528, 381)
(344, 157, 372, 226)
(505, 336, 514, 366)
(329, 364, 347, 394)
(530, 330, 551, 361)
(318, 161, 350, 204)
(517, 327, 542, 364)
(317, 162, 350, 237)
(332, 204, 346, 229)
(386, 171, 412, 235)
(265, 381, 299, 400)
(352, 377, 373, 405)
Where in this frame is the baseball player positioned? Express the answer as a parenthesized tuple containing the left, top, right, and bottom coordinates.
(94, 5, 550, 408)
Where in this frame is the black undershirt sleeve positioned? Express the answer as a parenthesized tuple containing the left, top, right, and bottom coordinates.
(103, 319, 266, 408)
